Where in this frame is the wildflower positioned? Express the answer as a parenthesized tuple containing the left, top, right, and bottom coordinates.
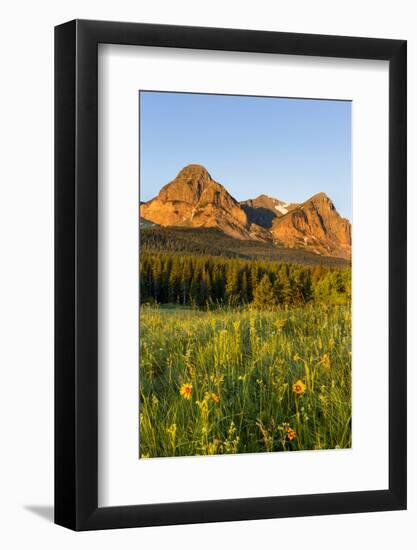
(320, 353, 331, 369)
(210, 392, 220, 404)
(292, 379, 306, 395)
(179, 382, 192, 400)
(293, 353, 300, 361)
(287, 427, 297, 441)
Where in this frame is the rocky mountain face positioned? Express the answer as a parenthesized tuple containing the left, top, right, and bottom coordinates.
(270, 192, 351, 259)
(140, 164, 351, 259)
(240, 194, 299, 228)
(140, 164, 253, 240)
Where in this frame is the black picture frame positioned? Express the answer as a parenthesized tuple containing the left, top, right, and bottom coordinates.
(55, 19, 407, 531)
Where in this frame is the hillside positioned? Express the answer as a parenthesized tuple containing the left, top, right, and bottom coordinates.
(140, 226, 350, 267)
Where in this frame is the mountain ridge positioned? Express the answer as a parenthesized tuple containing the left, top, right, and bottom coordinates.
(140, 164, 351, 260)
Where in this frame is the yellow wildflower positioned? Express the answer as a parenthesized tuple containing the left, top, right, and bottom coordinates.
(179, 382, 192, 400)
(287, 427, 297, 441)
(210, 392, 220, 404)
(292, 379, 306, 395)
(320, 353, 331, 369)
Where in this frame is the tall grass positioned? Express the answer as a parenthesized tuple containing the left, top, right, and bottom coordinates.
(139, 303, 351, 458)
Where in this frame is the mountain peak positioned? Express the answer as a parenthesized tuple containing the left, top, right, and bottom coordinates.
(141, 164, 251, 240)
(254, 193, 274, 201)
(240, 194, 295, 228)
(157, 164, 213, 204)
(307, 191, 331, 204)
(270, 191, 351, 259)
(303, 192, 339, 217)
(177, 163, 211, 179)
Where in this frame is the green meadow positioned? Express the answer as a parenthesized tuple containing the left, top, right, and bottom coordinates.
(139, 302, 351, 458)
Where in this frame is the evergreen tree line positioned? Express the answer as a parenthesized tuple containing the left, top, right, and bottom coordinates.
(140, 252, 351, 308)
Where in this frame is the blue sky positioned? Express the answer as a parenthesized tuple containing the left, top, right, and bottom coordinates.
(139, 92, 352, 220)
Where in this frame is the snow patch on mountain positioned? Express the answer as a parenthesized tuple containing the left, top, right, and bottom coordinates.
(275, 202, 289, 215)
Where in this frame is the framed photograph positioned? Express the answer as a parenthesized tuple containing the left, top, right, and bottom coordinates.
(55, 19, 406, 530)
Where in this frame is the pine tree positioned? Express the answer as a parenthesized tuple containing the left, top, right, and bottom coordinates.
(240, 270, 249, 304)
(273, 276, 283, 304)
(225, 264, 240, 304)
(300, 269, 313, 303)
(181, 260, 192, 305)
(140, 260, 152, 302)
(276, 270, 292, 305)
(249, 264, 259, 301)
(252, 274, 277, 309)
(212, 264, 225, 302)
(334, 271, 345, 293)
(152, 257, 163, 302)
(199, 267, 212, 306)
(189, 270, 201, 306)
(168, 261, 182, 303)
